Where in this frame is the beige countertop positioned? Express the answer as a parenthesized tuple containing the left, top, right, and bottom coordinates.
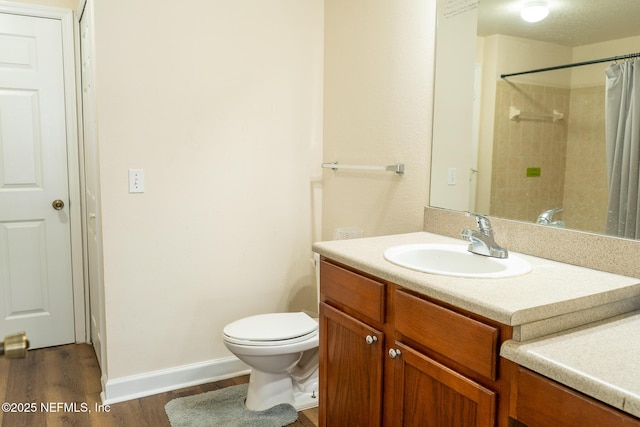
(313, 231, 640, 419)
(312, 232, 640, 326)
(501, 312, 640, 418)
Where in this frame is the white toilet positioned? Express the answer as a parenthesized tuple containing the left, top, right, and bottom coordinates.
(223, 311, 319, 411)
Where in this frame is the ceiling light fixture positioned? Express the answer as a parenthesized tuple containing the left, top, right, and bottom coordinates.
(520, 1, 549, 23)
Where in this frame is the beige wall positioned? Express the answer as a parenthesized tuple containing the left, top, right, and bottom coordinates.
(571, 35, 640, 87)
(322, 0, 434, 240)
(493, 35, 573, 88)
(91, 0, 323, 380)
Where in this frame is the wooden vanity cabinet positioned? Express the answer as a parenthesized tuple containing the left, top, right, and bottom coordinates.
(319, 258, 515, 427)
(512, 367, 640, 427)
(319, 259, 386, 426)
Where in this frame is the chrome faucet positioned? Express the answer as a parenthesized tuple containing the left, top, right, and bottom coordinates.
(461, 213, 508, 258)
(536, 208, 565, 227)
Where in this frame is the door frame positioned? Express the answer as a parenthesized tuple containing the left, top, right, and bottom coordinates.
(0, 1, 86, 343)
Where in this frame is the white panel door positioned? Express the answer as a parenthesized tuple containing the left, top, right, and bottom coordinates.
(0, 12, 75, 348)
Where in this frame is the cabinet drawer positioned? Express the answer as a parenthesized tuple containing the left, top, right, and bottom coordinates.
(394, 289, 499, 380)
(320, 260, 385, 323)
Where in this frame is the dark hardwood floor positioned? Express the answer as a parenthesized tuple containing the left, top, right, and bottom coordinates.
(0, 344, 318, 426)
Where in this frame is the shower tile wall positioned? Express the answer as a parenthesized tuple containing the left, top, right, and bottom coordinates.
(563, 85, 608, 234)
(491, 81, 570, 223)
(491, 81, 608, 233)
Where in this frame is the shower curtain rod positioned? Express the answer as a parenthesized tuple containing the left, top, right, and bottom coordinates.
(500, 51, 640, 79)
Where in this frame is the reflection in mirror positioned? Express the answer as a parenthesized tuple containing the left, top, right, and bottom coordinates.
(430, 0, 640, 239)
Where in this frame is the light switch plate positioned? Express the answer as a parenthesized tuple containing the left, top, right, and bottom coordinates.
(448, 167, 457, 185)
(128, 169, 144, 193)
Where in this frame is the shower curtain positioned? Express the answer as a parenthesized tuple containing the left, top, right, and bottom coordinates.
(605, 59, 640, 239)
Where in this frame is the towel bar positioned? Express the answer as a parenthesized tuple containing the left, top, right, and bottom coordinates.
(321, 161, 405, 175)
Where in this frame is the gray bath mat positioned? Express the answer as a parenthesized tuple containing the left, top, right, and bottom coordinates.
(164, 383, 298, 427)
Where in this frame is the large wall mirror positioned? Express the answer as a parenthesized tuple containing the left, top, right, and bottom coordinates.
(430, 0, 640, 240)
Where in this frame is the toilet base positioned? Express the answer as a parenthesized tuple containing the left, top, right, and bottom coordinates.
(244, 369, 319, 412)
(292, 389, 318, 411)
(292, 368, 319, 411)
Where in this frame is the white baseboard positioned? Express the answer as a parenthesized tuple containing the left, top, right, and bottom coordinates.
(100, 356, 250, 404)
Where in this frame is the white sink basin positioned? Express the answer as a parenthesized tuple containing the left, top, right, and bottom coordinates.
(383, 243, 532, 278)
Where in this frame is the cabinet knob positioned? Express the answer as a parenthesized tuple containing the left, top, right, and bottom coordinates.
(388, 348, 401, 359)
(365, 335, 378, 345)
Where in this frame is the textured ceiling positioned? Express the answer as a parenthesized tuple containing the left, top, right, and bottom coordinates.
(477, 0, 640, 47)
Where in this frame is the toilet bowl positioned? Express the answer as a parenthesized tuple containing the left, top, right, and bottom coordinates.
(223, 311, 319, 411)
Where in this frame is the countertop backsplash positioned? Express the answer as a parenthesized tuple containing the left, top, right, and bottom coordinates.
(424, 207, 640, 279)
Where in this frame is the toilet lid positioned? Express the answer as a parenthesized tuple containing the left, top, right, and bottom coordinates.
(224, 312, 318, 343)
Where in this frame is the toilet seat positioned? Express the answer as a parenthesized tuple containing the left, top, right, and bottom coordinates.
(223, 312, 318, 347)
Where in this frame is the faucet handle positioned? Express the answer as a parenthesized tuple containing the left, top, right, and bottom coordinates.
(467, 212, 492, 232)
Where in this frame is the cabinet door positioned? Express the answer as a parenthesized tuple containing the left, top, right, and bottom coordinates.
(320, 302, 384, 427)
(389, 342, 496, 427)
